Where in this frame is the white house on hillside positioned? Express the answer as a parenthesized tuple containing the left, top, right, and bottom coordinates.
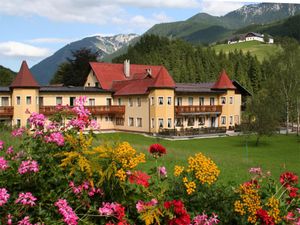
(228, 32, 274, 44)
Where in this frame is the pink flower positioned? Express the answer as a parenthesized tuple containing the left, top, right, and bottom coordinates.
(11, 128, 25, 137)
(0, 188, 10, 206)
(55, 199, 78, 225)
(44, 132, 64, 146)
(136, 199, 158, 213)
(0, 140, 4, 150)
(6, 146, 14, 155)
(15, 192, 37, 206)
(99, 202, 116, 216)
(158, 166, 167, 177)
(90, 119, 100, 130)
(69, 180, 103, 197)
(28, 112, 45, 128)
(0, 157, 9, 170)
(249, 167, 262, 175)
(191, 212, 220, 225)
(7, 214, 13, 225)
(18, 160, 39, 174)
(18, 216, 32, 225)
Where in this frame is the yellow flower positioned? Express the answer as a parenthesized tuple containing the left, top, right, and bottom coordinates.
(187, 153, 220, 185)
(115, 169, 126, 182)
(182, 177, 196, 195)
(174, 165, 184, 177)
(266, 197, 281, 223)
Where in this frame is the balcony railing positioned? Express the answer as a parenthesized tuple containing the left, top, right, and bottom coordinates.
(39, 105, 125, 116)
(0, 106, 14, 116)
(175, 105, 222, 115)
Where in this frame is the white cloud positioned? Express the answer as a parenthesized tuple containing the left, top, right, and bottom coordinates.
(0, 41, 51, 58)
(115, 0, 200, 8)
(201, 1, 245, 16)
(214, 0, 300, 3)
(27, 38, 74, 44)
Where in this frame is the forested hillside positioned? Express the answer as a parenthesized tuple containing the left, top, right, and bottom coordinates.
(0, 65, 16, 86)
(113, 35, 266, 94)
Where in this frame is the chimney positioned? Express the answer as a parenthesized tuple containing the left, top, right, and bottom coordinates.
(124, 59, 130, 78)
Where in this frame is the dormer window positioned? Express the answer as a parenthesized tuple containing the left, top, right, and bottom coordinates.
(95, 82, 99, 87)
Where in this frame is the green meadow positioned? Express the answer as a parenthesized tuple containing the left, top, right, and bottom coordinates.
(212, 41, 281, 62)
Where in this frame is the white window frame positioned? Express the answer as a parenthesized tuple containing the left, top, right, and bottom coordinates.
(221, 97, 226, 105)
(16, 96, 21, 105)
(158, 118, 164, 128)
(210, 97, 215, 106)
(26, 96, 32, 105)
(229, 96, 234, 104)
(118, 98, 122, 106)
(129, 117, 134, 126)
(150, 97, 154, 106)
(229, 115, 233, 125)
(128, 98, 133, 107)
(158, 97, 164, 105)
(137, 97, 141, 107)
(188, 97, 193, 106)
(56, 96, 62, 105)
(176, 97, 182, 106)
(89, 98, 95, 106)
(167, 118, 172, 128)
(167, 97, 172, 105)
(199, 97, 204, 106)
(151, 118, 155, 128)
(221, 116, 226, 125)
(136, 118, 142, 127)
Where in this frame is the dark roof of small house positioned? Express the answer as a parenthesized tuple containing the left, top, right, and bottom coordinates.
(39, 86, 111, 93)
(246, 32, 264, 38)
(0, 87, 10, 92)
(175, 83, 226, 94)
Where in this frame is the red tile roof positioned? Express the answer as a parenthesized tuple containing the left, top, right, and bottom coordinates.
(212, 69, 236, 90)
(10, 61, 39, 88)
(90, 62, 175, 95)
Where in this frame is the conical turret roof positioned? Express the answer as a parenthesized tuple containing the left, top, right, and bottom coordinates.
(10, 61, 39, 88)
(212, 69, 236, 90)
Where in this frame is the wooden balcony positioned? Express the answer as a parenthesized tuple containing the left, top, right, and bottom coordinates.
(0, 106, 14, 117)
(39, 105, 125, 116)
(175, 105, 222, 115)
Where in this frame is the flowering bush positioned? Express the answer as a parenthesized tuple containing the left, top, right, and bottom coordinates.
(0, 96, 298, 224)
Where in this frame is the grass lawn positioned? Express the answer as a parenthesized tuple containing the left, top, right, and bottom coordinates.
(95, 133, 300, 184)
(212, 41, 281, 62)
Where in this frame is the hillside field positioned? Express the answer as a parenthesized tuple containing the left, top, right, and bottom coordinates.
(212, 40, 281, 62)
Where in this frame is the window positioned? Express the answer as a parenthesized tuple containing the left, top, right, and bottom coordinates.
(129, 117, 134, 126)
(89, 98, 95, 106)
(88, 83, 90, 87)
(16, 119, 21, 128)
(137, 97, 141, 107)
(118, 98, 122, 106)
(106, 98, 112, 106)
(199, 97, 204, 106)
(188, 97, 193, 106)
(158, 118, 164, 128)
(70, 97, 76, 106)
(151, 118, 154, 128)
(26, 96, 32, 105)
(95, 82, 99, 87)
(56, 97, 62, 105)
(167, 97, 172, 105)
(176, 97, 182, 106)
(150, 97, 154, 106)
(1, 97, 9, 106)
(105, 116, 113, 122)
(198, 117, 205, 126)
(129, 98, 133, 107)
(167, 118, 172, 128)
(210, 97, 215, 106)
(229, 97, 234, 104)
(229, 116, 233, 125)
(137, 118, 142, 127)
(188, 118, 194, 126)
(158, 97, 163, 105)
(116, 117, 124, 126)
(16, 96, 21, 105)
(176, 118, 183, 127)
(221, 97, 226, 105)
(221, 116, 226, 125)
(39, 97, 44, 106)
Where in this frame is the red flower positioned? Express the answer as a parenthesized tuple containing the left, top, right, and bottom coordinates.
(148, 143, 166, 157)
(288, 187, 299, 198)
(129, 171, 151, 188)
(243, 179, 260, 188)
(256, 209, 275, 225)
(164, 200, 191, 225)
(280, 172, 298, 187)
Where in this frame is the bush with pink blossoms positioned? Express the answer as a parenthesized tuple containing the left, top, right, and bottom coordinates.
(15, 192, 37, 206)
(0, 188, 10, 206)
(55, 199, 79, 225)
(18, 160, 39, 174)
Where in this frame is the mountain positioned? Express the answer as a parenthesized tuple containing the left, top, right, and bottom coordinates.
(31, 34, 139, 85)
(0, 65, 16, 86)
(146, 3, 300, 44)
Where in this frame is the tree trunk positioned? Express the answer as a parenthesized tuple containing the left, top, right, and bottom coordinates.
(286, 100, 289, 135)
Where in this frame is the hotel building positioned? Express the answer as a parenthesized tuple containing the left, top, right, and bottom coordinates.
(0, 60, 250, 134)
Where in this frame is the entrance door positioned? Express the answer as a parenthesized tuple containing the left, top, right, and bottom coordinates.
(211, 117, 216, 127)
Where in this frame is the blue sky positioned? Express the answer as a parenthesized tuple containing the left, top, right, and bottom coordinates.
(0, 0, 297, 72)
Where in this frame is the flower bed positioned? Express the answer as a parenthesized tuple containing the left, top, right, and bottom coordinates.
(0, 96, 299, 224)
